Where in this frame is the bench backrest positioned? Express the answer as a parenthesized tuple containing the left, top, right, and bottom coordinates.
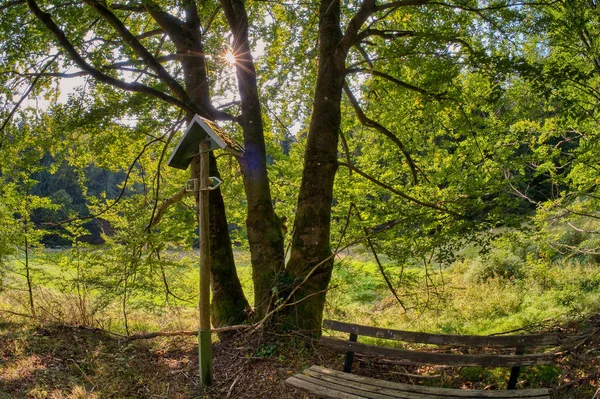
(323, 319, 560, 348)
(321, 319, 562, 372)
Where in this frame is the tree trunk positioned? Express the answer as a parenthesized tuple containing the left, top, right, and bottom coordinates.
(155, 7, 250, 327)
(284, 0, 346, 334)
(189, 155, 250, 326)
(221, 0, 286, 318)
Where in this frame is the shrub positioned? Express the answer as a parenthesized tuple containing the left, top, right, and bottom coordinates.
(462, 249, 524, 283)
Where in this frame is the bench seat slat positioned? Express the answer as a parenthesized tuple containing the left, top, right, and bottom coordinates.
(303, 369, 503, 399)
(308, 366, 551, 398)
(320, 337, 555, 367)
(286, 375, 368, 399)
(286, 369, 550, 399)
(323, 320, 559, 348)
(293, 373, 411, 399)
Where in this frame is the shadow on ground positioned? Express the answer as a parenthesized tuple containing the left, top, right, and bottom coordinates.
(1, 318, 598, 399)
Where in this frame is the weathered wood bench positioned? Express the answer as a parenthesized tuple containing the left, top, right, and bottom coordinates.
(286, 319, 563, 399)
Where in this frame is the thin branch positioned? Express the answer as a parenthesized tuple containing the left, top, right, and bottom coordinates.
(146, 113, 184, 230)
(110, 2, 146, 12)
(136, 28, 164, 40)
(5, 54, 179, 80)
(47, 136, 162, 226)
(0, 54, 59, 148)
(5, 70, 88, 79)
(343, 83, 419, 184)
(339, 129, 352, 177)
(0, 0, 25, 10)
(509, 180, 539, 205)
(338, 161, 461, 217)
(123, 324, 252, 342)
(426, 0, 559, 13)
(347, 68, 444, 98)
(374, 0, 430, 12)
(0, 309, 35, 319)
(566, 221, 600, 234)
(255, 218, 403, 332)
(334, 203, 355, 254)
(104, 54, 178, 69)
(354, 204, 407, 311)
(26, 0, 195, 113)
(202, 4, 222, 35)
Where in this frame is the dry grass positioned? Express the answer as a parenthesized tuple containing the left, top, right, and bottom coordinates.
(0, 316, 598, 398)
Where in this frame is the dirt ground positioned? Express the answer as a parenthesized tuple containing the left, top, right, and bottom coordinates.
(0, 317, 598, 398)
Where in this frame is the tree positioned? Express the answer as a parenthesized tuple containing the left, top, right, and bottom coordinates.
(1, 0, 279, 328)
(1, 0, 563, 336)
(271, 0, 543, 332)
(517, 0, 600, 259)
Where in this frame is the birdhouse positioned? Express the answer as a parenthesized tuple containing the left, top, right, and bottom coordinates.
(167, 114, 244, 170)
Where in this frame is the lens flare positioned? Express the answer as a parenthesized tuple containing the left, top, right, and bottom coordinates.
(224, 51, 236, 65)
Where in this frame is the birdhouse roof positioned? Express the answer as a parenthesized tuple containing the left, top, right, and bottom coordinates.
(167, 115, 244, 170)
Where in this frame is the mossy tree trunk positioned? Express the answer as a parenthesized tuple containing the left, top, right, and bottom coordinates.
(282, 0, 382, 335)
(283, 0, 346, 334)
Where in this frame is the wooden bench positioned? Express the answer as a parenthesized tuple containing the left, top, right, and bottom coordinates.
(286, 319, 563, 399)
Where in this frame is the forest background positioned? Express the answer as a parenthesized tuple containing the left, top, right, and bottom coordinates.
(1, 0, 600, 348)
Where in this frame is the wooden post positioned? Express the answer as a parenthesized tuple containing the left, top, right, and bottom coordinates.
(343, 333, 358, 373)
(198, 140, 213, 386)
(507, 346, 524, 389)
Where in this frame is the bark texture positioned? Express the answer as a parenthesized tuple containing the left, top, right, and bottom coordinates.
(284, 0, 347, 334)
(221, 0, 286, 318)
(152, 2, 250, 327)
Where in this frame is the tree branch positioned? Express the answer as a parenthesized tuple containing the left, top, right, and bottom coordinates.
(26, 0, 195, 113)
(146, 113, 184, 230)
(356, 29, 415, 42)
(139, 1, 234, 122)
(4, 54, 179, 80)
(353, 204, 407, 312)
(354, 44, 374, 68)
(137, 28, 164, 40)
(81, 0, 194, 104)
(339, 128, 352, 177)
(343, 83, 419, 184)
(147, 187, 192, 228)
(338, 161, 461, 217)
(46, 135, 163, 226)
(339, 0, 377, 55)
(110, 2, 146, 12)
(103, 54, 178, 69)
(374, 0, 431, 12)
(426, 0, 558, 13)
(142, 0, 186, 38)
(122, 324, 252, 342)
(347, 68, 445, 99)
(202, 4, 222, 35)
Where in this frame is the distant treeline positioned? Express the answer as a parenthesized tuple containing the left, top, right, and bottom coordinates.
(29, 154, 126, 247)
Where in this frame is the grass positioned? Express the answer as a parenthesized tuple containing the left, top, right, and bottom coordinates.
(325, 253, 600, 337)
(2, 233, 600, 398)
(4, 242, 600, 337)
